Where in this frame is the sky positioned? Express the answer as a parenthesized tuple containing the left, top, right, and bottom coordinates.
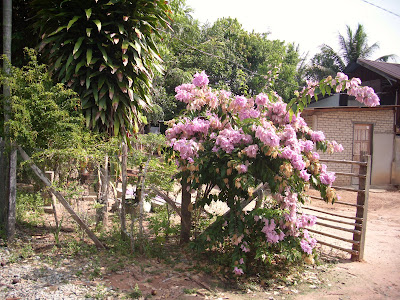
(185, 0, 400, 62)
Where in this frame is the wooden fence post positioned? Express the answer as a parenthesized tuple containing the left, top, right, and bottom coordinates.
(45, 171, 59, 229)
(18, 146, 105, 249)
(351, 153, 371, 261)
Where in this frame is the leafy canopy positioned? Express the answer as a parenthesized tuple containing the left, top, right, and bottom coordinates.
(32, 0, 172, 137)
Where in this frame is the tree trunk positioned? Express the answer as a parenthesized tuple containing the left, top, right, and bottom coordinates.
(96, 155, 109, 227)
(0, 138, 6, 230)
(3, 0, 17, 241)
(6, 145, 17, 240)
(120, 142, 127, 234)
(138, 156, 151, 237)
(180, 178, 192, 244)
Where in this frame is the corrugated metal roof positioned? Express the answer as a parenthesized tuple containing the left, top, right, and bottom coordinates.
(357, 58, 400, 81)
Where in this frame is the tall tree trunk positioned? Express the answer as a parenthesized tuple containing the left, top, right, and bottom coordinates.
(120, 142, 127, 234)
(3, 0, 17, 241)
(96, 155, 109, 227)
(180, 177, 192, 244)
(0, 138, 5, 227)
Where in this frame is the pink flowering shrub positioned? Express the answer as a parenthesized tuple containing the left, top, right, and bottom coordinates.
(166, 71, 379, 276)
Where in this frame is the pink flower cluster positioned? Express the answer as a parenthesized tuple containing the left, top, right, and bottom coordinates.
(260, 218, 285, 244)
(300, 229, 317, 255)
(330, 72, 380, 107)
(319, 164, 336, 186)
(213, 128, 252, 153)
(192, 71, 209, 87)
(171, 138, 199, 163)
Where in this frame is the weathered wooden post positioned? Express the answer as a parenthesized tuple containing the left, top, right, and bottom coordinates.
(45, 171, 59, 228)
(351, 153, 371, 261)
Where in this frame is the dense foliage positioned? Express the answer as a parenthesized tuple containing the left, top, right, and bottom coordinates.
(152, 1, 303, 122)
(32, 0, 171, 137)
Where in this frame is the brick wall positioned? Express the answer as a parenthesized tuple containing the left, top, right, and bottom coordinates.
(302, 109, 394, 186)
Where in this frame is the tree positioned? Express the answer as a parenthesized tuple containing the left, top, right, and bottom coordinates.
(154, 11, 302, 122)
(307, 24, 394, 80)
(1, 0, 18, 241)
(32, 0, 171, 227)
(32, 0, 171, 137)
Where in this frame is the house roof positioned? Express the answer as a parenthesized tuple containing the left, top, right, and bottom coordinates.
(354, 58, 400, 82)
(302, 105, 400, 116)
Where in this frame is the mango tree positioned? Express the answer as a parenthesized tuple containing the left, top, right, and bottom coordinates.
(32, 0, 171, 227)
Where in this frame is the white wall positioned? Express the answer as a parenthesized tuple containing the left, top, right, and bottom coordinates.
(391, 136, 400, 185)
(372, 133, 394, 185)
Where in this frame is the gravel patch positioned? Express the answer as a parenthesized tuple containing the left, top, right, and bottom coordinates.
(0, 246, 119, 300)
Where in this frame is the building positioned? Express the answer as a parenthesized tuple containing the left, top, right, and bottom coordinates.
(302, 59, 400, 186)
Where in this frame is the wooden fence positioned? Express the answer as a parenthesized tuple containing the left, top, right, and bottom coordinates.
(302, 155, 371, 261)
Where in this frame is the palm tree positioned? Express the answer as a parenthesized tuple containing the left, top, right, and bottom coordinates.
(307, 24, 394, 80)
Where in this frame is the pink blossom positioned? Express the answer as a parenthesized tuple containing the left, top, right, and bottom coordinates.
(255, 93, 269, 106)
(243, 144, 259, 158)
(331, 141, 344, 152)
(192, 71, 209, 87)
(233, 95, 248, 108)
(299, 170, 310, 181)
(240, 241, 250, 252)
(279, 147, 295, 160)
(254, 126, 280, 147)
(320, 171, 336, 186)
(310, 131, 325, 142)
(300, 238, 313, 254)
(291, 155, 306, 171)
(297, 214, 317, 228)
(233, 267, 244, 275)
(239, 258, 244, 264)
(237, 164, 248, 174)
(299, 140, 314, 152)
(300, 229, 317, 254)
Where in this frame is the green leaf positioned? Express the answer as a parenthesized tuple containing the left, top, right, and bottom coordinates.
(298, 102, 304, 112)
(99, 97, 107, 111)
(97, 44, 108, 63)
(85, 109, 91, 128)
(86, 76, 90, 89)
(86, 28, 93, 37)
(48, 25, 67, 37)
(98, 76, 106, 91)
(117, 24, 125, 35)
(86, 48, 93, 66)
(66, 53, 74, 71)
(67, 16, 80, 31)
(114, 116, 120, 136)
(100, 111, 106, 125)
(85, 8, 92, 20)
(54, 55, 63, 70)
(73, 37, 85, 55)
(93, 85, 99, 103)
(93, 19, 102, 32)
(75, 59, 86, 73)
